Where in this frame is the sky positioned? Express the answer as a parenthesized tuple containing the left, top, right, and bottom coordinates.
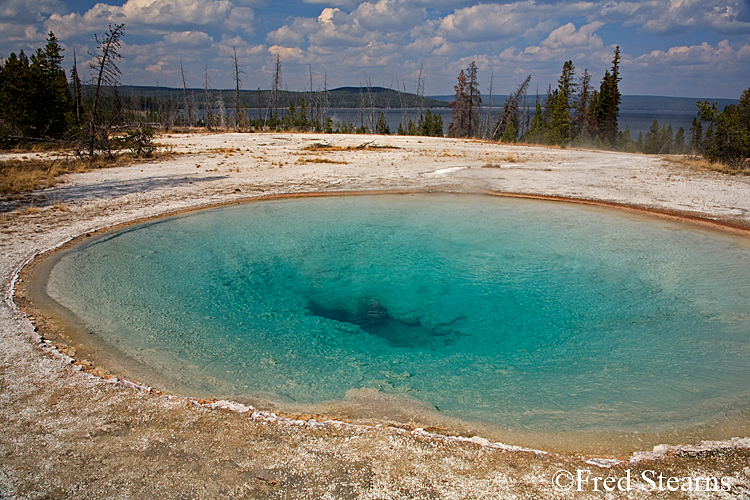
(1, 0, 749, 99)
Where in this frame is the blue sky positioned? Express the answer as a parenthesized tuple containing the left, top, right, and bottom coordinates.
(1, 0, 749, 98)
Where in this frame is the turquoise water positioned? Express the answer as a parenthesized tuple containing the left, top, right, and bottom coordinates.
(47, 194, 750, 434)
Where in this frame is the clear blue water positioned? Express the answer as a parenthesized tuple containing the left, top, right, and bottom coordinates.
(47, 194, 750, 434)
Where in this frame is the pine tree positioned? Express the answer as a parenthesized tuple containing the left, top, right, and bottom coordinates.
(0, 52, 33, 137)
(0, 32, 73, 139)
(432, 111, 444, 137)
(674, 127, 686, 154)
(595, 46, 622, 147)
(572, 68, 595, 143)
(296, 98, 309, 130)
(500, 121, 517, 143)
(548, 61, 576, 146)
(619, 126, 636, 152)
(697, 87, 750, 168)
(688, 117, 703, 156)
(282, 102, 296, 130)
(44, 32, 74, 136)
(466, 61, 481, 137)
(376, 112, 390, 134)
(71, 50, 83, 126)
(643, 120, 661, 154)
(448, 69, 469, 137)
(523, 101, 547, 144)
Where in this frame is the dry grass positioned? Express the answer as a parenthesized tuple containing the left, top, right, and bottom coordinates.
(1, 158, 73, 197)
(666, 155, 750, 176)
(303, 142, 399, 152)
(207, 147, 242, 154)
(0, 151, 171, 198)
(296, 157, 348, 165)
(481, 153, 527, 168)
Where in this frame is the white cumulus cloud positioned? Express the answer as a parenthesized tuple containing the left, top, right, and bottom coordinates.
(541, 21, 604, 50)
(45, 0, 254, 39)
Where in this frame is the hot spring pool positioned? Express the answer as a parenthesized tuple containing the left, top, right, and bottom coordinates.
(41, 194, 750, 446)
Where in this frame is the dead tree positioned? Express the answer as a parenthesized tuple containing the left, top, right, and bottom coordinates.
(181, 59, 195, 126)
(320, 73, 329, 131)
(87, 23, 125, 157)
(483, 71, 495, 139)
(232, 47, 243, 131)
(266, 54, 281, 128)
(216, 95, 226, 129)
(203, 66, 213, 130)
(71, 49, 82, 124)
(416, 63, 425, 121)
(308, 64, 315, 130)
(493, 75, 531, 140)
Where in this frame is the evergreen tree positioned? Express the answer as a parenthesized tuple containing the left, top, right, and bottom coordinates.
(500, 121, 517, 143)
(643, 119, 661, 154)
(688, 117, 703, 156)
(70, 50, 83, 126)
(550, 90, 571, 145)
(296, 98, 309, 130)
(572, 68, 596, 143)
(420, 109, 432, 136)
(466, 61, 481, 137)
(0, 52, 33, 137)
(618, 126, 636, 152)
(0, 32, 73, 139)
(282, 102, 296, 129)
(635, 132, 643, 152)
(448, 69, 469, 137)
(549, 61, 576, 145)
(376, 112, 390, 134)
(431, 110, 444, 137)
(449, 62, 481, 138)
(595, 46, 622, 147)
(523, 101, 547, 144)
(542, 84, 554, 127)
(664, 124, 674, 153)
(697, 87, 750, 168)
(30, 32, 72, 137)
(407, 119, 417, 136)
(674, 127, 686, 154)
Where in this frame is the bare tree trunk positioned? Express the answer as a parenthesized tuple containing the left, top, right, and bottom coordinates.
(484, 71, 494, 139)
(397, 78, 407, 132)
(416, 63, 426, 126)
(364, 75, 375, 133)
(233, 47, 241, 131)
(87, 23, 125, 157)
(308, 64, 315, 131)
(493, 75, 531, 140)
(357, 86, 365, 131)
(181, 59, 194, 127)
(271, 54, 282, 126)
(321, 73, 329, 130)
(402, 80, 411, 131)
(217, 95, 226, 129)
(72, 49, 81, 124)
(203, 66, 213, 131)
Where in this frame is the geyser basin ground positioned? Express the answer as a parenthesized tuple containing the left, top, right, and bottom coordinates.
(40, 193, 750, 447)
